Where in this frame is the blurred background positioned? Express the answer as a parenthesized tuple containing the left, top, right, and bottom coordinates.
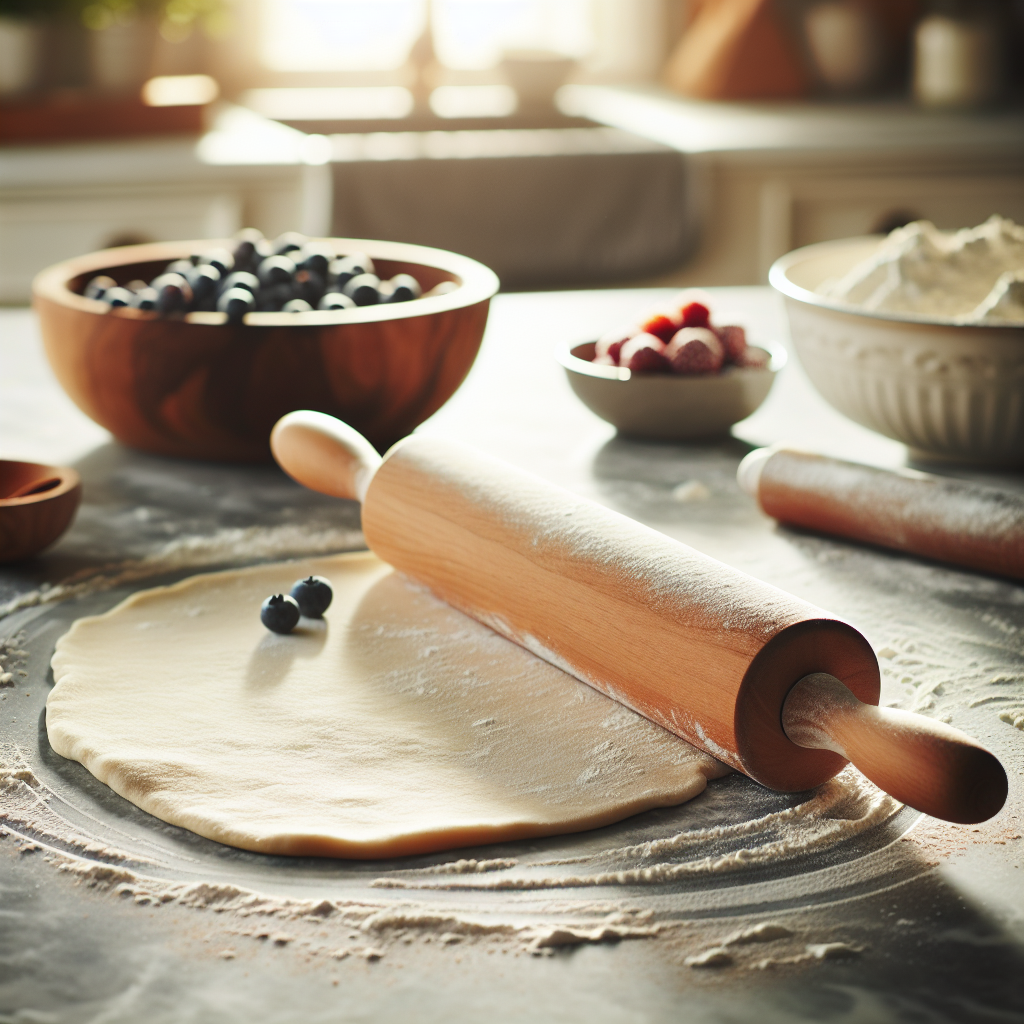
(2, 0, 1023, 301)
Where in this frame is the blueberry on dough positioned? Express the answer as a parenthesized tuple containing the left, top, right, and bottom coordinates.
(290, 576, 333, 618)
(261, 594, 301, 634)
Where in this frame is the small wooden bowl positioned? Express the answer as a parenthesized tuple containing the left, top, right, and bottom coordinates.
(32, 239, 499, 462)
(0, 461, 82, 563)
(558, 340, 786, 439)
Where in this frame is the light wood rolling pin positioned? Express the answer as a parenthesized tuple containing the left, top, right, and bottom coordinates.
(272, 411, 1008, 825)
(738, 446, 1024, 581)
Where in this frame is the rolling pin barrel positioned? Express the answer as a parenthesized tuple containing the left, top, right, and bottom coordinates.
(739, 446, 1024, 580)
(272, 413, 1007, 823)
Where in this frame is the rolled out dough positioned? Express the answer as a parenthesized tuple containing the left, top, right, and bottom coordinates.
(48, 553, 727, 859)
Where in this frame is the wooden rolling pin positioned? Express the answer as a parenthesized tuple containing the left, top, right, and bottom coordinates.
(271, 411, 1007, 824)
(738, 446, 1024, 581)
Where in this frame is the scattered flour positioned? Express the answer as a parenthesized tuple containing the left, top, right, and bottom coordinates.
(370, 769, 899, 892)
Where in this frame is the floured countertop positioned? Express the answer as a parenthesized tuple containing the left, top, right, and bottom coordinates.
(1, 290, 1022, 1024)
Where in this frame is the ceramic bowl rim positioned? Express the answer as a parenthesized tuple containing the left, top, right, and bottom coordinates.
(769, 236, 1024, 332)
(32, 237, 500, 329)
(556, 338, 787, 382)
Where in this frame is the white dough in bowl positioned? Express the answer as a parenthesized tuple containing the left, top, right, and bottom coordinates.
(47, 552, 726, 859)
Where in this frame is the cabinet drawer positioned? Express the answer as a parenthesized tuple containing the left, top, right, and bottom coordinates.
(0, 189, 242, 303)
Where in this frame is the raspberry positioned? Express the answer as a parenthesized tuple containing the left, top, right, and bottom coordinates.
(619, 333, 670, 373)
(666, 327, 724, 375)
(679, 301, 711, 328)
(716, 324, 747, 364)
(595, 328, 632, 365)
(638, 311, 681, 343)
(739, 346, 769, 369)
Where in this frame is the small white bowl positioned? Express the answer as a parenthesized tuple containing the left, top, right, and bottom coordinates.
(770, 237, 1024, 468)
(557, 340, 785, 440)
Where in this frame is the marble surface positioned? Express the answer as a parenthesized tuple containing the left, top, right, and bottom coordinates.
(1, 290, 1022, 1023)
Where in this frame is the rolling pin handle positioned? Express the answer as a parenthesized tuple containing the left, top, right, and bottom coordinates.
(782, 672, 1007, 824)
(270, 411, 382, 504)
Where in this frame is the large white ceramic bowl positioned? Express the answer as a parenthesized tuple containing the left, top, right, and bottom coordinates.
(770, 237, 1024, 468)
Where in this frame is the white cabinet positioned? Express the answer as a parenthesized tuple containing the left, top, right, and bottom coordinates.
(0, 111, 314, 303)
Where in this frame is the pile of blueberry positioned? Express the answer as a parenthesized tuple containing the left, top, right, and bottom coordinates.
(261, 575, 334, 634)
(83, 229, 423, 324)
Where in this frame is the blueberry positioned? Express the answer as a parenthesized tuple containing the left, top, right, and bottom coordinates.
(232, 237, 258, 270)
(318, 292, 355, 311)
(102, 286, 133, 307)
(289, 576, 333, 617)
(257, 255, 296, 287)
(261, 594, 300, 634)
(187, 264, 222, 306)
(200, 248, 234, 276)
(343, 273, 380, 306)
(233, 236, 272, 271)
(258, 282, 294, 311)
(84, 275, 116, 300)
(150, 273, 193, 314)
(220, 271, 260, 296)
(131, 287, 159, 310)
(273, 231, 306, 256)
(165, 258, 195, 278)
(298, 247, 330, 277)
(293, 269, 325, 305)
(386, 273, 421, 303)
(282, 298, 313, 313)
(334, 253, 374, 278)
(218, 286, 256, 322)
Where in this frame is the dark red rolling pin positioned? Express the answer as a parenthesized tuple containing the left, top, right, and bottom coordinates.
(737, 447, 1024, 581)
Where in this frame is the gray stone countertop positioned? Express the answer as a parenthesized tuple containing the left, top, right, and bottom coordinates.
(0, 289, 1022, 1023)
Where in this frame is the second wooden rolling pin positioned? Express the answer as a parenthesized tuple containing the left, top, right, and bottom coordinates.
(738, 446, 1024, 581)
(272, 411, 1007, 824)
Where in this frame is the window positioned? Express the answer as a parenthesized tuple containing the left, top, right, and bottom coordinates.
(259, 0, 595, 73)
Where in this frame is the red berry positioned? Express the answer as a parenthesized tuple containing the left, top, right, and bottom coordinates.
(739, 346, 769, 369)
(620, 333, 670, 373)
(680, 301, 711, 328)
(638, 311, 681, 344)
(716, 324, 747, 364)
(595, 328, 632, 365)
(666, 327, 724, 375)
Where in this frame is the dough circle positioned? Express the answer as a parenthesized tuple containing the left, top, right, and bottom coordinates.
(48, 553, 725, 859)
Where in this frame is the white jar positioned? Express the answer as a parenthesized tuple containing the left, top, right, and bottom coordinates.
(914, 12, 1002, 108)
(88, 17, 158, 93)
(805, 1, 883, 94)
(0, 16, 41, 96)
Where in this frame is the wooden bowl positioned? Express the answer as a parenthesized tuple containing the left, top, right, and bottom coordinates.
(0, 461, 82, 563)
(32, 239, 499, 462)
(557, 341, 786, 439)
